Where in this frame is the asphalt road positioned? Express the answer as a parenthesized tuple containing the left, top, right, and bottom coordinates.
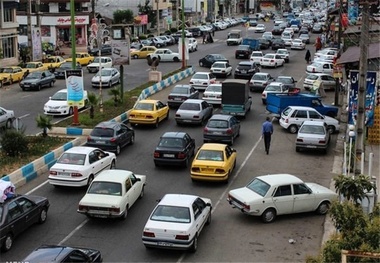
(2, 21, 339, 262)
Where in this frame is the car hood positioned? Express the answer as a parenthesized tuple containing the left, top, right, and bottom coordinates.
(79, 194, 122, 207)
(306, 183, 337, 195)
(21, 78, 40, 84)
(45, 99, 68, 107)
(92, 75, 112, 82)
(229, 187, 263, 203)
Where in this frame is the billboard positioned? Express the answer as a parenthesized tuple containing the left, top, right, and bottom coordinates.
(111, 37, 130, 65)
(32, 27, 42, 61)
(65, 69, 85, 107)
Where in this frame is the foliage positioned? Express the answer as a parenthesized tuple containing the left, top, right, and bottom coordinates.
(0, 130, 28, 157)
(87, 92, 99, 119)
(138, 0, 156, 28)
(113, 9, 134, 24)
(35, 114, 53, 137)
(108, 88, 121, 106)
(334, 174, 374, 204)
(169, 27, 178, 33)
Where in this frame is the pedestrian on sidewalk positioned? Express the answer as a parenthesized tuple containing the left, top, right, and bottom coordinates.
(262, 117, 274, 155)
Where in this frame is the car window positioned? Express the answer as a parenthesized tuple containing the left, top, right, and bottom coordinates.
(58, 153, 86, 165)
(179, 102, 200, 111)
(135, 102, 154, 111)
(151, 205, 191, 223)
(91, 127, 114, 137)
(63, 250, 88, 262)
(294, 110, 307, 118)
(308, 110, 323, 119)
(159, 138, 183, 148)
(246, 178, 270, 197)
(172, 86, 189, 94)
(17, 197, 34, 213)
(208, 120, 228, 128)
(192, 202, 201, 219)
(88, 152, 98, 164)
(293, 183, 311, 195)
(88, 182, 121, 196)
(225, 146, 232, 158)
(274, 185, 292, 196)
(196, 150, 224, 161)
(7, 201, 23, 221)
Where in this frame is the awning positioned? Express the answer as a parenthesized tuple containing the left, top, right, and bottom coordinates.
(337, 42, 380, 64)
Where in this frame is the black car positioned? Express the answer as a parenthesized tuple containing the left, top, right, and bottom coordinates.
(54, 62, 82, 79)
(1, 194, 50, 252)
(271, 38, 286, 50)
(234, 61, 260, 79)
(167, 84, 199, 108)
(199, 54, 229, 68)
(19, 70, 56, 91)
(188, 27, 202, 37)
(88, 44, 112, 56)
(235, 45, 253, 59)
(22, 245, 102, 262)
(272, 25, 283, 35)
(153, 132, 196, 168)
(259, 38, 271, 49)
(86, 121, 135, 155)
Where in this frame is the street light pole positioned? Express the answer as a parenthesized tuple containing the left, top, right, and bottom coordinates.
(70, 0, 79, 125)
(156, 0, 160, 35)
(181, 0, 186, 69)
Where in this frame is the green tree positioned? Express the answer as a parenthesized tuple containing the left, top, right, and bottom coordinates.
(334, 174, 374, 204)
(138, 0, 156, 28)
(113, 9, 134, 24)
(87, 92, 99, 119)
(35, 114, 52, 137)
(108, 88, 120, 106)
(0, 130, 28, 157)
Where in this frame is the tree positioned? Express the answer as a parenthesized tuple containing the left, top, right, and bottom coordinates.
(108, 88, 121, 106)
(35, 114, 52, 137)
(334, 174, 374, 204)
(138, 0, 156, 28)
(113, 9, 134, 24)
(87, 92, 99, 119)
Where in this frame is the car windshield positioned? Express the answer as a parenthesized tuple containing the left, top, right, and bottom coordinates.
(206, 85, 221, 92)
(307, 75, 319, 80)
(151, 205, 191, 223)
(246, 178, 270, 197)
(25, 63, 37, 68)
(277, 77, 292, 83)
(212, 62, 225, 68)
(0, 68, 13, 73)
(134, 102, 154, 111)
(251, 53, 262, 57)
(95, 70, 112, 77)
(172, 86, 190, 94)
(300, 124, 325, 135)
(158, 138, 183, 148)
(57, 153, 86, 165)
(266, 85, 281, 91)
(51, 91, 67, 101)
(264, 54, 274, 58)
(93, 57, 108, 63)
(196, 150, 224, 161)
(253, 74, 267, 80)
(192, 73, 208, 80)
(87, 182, 122, 196)
(207, 120, 228, 128)
(179, 102, 200, 111)
(277, 50, 287, 54)
(25, 72, 41, 79)
(91, 127, 114, 137)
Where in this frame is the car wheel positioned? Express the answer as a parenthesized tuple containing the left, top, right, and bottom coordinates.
(261, 208, 276, 223)
(87, 175, 94, 186)
(37, 84, 42, 91)
(229, 136, 234, 146)
(121, 205, 128, 220)
(274, 63, 277, 68)
(38, 208, 48, 223)
(2, 233, 13, 252)
(115, 145, 121, 155)
(190, 234, 198, 252)
(184, 157, 190, 168)
(129, 134, 135, 145)
(288, 125, 298, 134)
(9, 78, 13, 85)
(316, 201, 330, 215)
(50, 81, 55, 87)
(108, 82, 112, 88)
(110, 160, 116, 169)
(132, 54, 138, 59)
(68, 107, 74, 116)
(173, 57, 179, 62)
(206, 211, 211, 225)
(139, 186, 145, 199)
(327, 125, 335, 134)
(199, 61, 204, 67)
(5, 118, 13, 129)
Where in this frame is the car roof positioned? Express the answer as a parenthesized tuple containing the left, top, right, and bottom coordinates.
(256, 174, 304, 185)
(199, 143, 227, 151)
(267, 82, 283, 86)
(93, 169, 132, 183)
(22, 245, 77, 262)
(64, 146, 101, 154)
(209, 114, 233, 121)
(286, 105, 319, 111)
(94, 121, 120, 129)
(159, 194, 199, 207)
(183, 99, 205, 103)
(193, 72, 211, 75)
(161, 131, 187, 138)
(138, 99, 160, 103)
(254, 72, 270, 76)
(238, 61, 254, 65)
(301, 120, 325, 127)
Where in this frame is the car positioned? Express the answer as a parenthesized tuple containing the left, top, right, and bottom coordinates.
(276, 48, 290, 63)
(248, 18, 258, 26)
(314, 48, 339, 61)
(173, 29, 193, 38)
(303, 73, 337, 91)
(43, 56, 66, 71)
(189, 72, 217, 91)
(272, 25, 283, 35)
(85, 121, 135, 155)
(314, 53, 335, 63)
(54, 62, 82, 79)
(149, 37, 166, 48)
(167, 84, 199, 108)
(23, 61, 48, 72)
(0, 107, 15, 129)
(227, 173, 337, 223)
(306, 61, 334, 75)
(299, 27, 309, 35)
(148, 48, 181, 62)
(175, 99, 213, 126)
(271, 38, 286, 50)
(44, 88, 88, 116)
(128, 99, 169, 128)
(77, 169, 146, 219)
(210, 61, 233, 78)
(202, 83, 222, 105)
(282, 36, 293, 46)
(290, 24, 300, 33)
(22, 245, 102, 262)
(66, 52, 94, 66)
(88, 44, 112, 56)
(283, 27, 295, 37)
(250, 51, 264, 63)
(0, 189, 50, 252)
(188, 37, 198, 52)
(255, 24, 266, 33)
(235, 45, 252, 59)
(258, 38, 271, 49)
(19, 70, 56, 91)
(157, 35, 172, 46)
(190, 143, 237, 183)
(142, 194, 212, 252)
(48, 146, 116, 187)
(249, 72, 275, 92)
(260, 53, 285, 68)
(0, 66, 25, 85)
(296, 121, 330, 153)
(91, 67, 121, 88)
(261, 82, 288, 104)
(275, 75, 297, 90)
(187, 27, 202, 37)
(87, 56, 113, 73)
(203, 114, 240, 145)
(311, 24, 323, 33)
(299, 33, 310, 44)
(199, 54, 229, 68)
(291, 38, 306, 50)
(279, 106, 340, 134)
(262, 32, 273, 42)
(234, 61, 260, 79)
(130, 46, 157, 59)
(153, 132, 196, 167)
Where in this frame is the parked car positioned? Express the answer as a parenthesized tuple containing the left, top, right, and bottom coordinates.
(128, 99, 169, 128)
(249, 72, 275, 92)
(260, 53, 285, 68)
(275, 75, 296, 90)
(54, 62, 82, 79)
(296, 121, 330, 153)
(191, 143, 237, 183)
(142, 194, 212, 252)
(235, 45, 253, 59)
(66, 52, 94, 66)
(306, 61, 334, 75)
(19, 70, 56, 91)
(210, 61, 233, 78)
(153, 132, 196, 167)
(44, 89, 88, 116)
(250, 51, 264, 64)
(88, 44, 112, 56)
(85, 121, 135, 155)
(261, 82, 288, 104)
(87, 56, 113, 73)
(234, 61, 260, 79)
(48, 146, 116, 187)
(203, 114, 240, 145)
(175, 99, 213, 126)
(0, 66, 25, 85)
(303, 73, 337, 91)
(227, 173, 337, 223)
(91, 68, 120, 88)
(167, 84, 199, 108)
(149, 37, 166, 48)
(130, 46, 157, 59)
(187, 27, 202, 37)
(77, 169, 146, 219)
(276, 48, 290, 63)
(23, 61, 48, 72)
(290, 38, 306, 50)
(0, 107, 15, 129)
(202, 83, 222, 105)
(148, 48, 181, 62)
(189, 72, 217, 91)
(199, 54, 229, 68)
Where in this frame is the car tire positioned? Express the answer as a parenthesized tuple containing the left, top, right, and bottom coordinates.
(327, 125, 335, 134)
(154, 119, 159, 128)
(289, 125, 298, 134)
(87, 175, 94, 186)
(199, 61, 204, 67)
(38, 208, 48, 223)
(37, 84, 42, 91)
(316, 201, 330, 215)
(110, 160, 116, 169)
(2, 233, 13, 252)
(116, 145, 121, 155)
(68, 107, 74, 116)
(261, 208, 276, 223)
(173, 57, 179, 62)
(5, 118, 13, 129)
(129, 134, 135, 145)
(206, 211, 211, 225)
(50, 81, 54, 87)
(121, 205, 128, 220)
(229, 136, 234, 146)
(190, 234, 198, 253)
(132, 54, 138, 59)
(139, 186, 145, 199)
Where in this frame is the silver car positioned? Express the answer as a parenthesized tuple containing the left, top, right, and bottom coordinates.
(203, 114, 240, 145)
(303, 73, 336, 91)
(19, 70, 56, 91)
(296, 121, 330, 153)
(175, 99, 213, 126)
(167, 85, 199, 108)
(249, 72, 275, 92)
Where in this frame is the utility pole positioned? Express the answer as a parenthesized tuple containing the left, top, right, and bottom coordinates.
(334, 0, 343, 106)
(27, 0, 33, 62)
(353, 0, 369, 175)
(156, 0, 160, 35)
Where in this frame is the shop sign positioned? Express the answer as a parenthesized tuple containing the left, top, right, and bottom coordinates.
(57, 16, 88, 25)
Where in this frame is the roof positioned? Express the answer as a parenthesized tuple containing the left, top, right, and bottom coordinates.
(256, 174, 303, 185)
(65, 146, 99, 154)
(199, 143, 227, 151)
(337, 42, 380, 64)
(160, 194, 198, 207)
(301, 120, 325, 127)
(93, 169, 132, 183)
(209, 114, 234, 121)
(161, 131, 187, 138)
(94, 121, 119, 129)
(137, 99, 159, 103)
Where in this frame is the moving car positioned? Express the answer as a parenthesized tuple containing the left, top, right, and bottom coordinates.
(275, 75, 296, 90)
(210, 61, 233, 78)
(66, 52, 94, 66)
(203, 114, 240, 145)
(128, 99, 169, 128)
(202, 83, 222, 105)
(260, 53, 285, 68)
(88, 44, 112, 56)
(261, 82, 287, 104)
(290, 38, 306, 50)
(0, 107, 15, 129)
(148, 48, 181, 62)
(19, 70, 56, 91)
(131, 46, 157, 59)
(258, 38, 271, 49)
(271, 38, 286, 50)
(249, 72, 275, 92)
(235, 45, 252, 59)
(306, 61, 334, 75)
(167, 84, 199, 108)
(227, 174, 337, 223)
(48, 146, 116, 187)
(87, 56, 113, 73)
(85, 121, 135, 155)
(44, 89, 88, 116)
(91, 68, 120, 88)
(175, 99, 213, 126)
(23, 62, 48, 72)
(250, 51, 264, 64)
(142, 194, 212, 252)
(276, 48, 290, 63)
(189, 72, 217, 91)
(299, 33, 310, 44)
(234, 61, 260, 79)
(0, 66, 25, 85)
(296, 121, 330, 153)
(303, 73, 337, 91)
(43, 56, 66, 71)
(77, 169, 146, 219)
(54, 62, 82, 79)
(191, 143, 237, 183)
(188, 38, 198, 52)
(199, 54, 229, 68)
(153, 132, 196, 167)
(255, 24, 266, 33)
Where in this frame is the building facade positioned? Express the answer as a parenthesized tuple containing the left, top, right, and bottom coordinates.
(1, 0, 20, 67)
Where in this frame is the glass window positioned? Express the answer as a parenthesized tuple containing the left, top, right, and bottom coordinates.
(3, 8, 14, 22)
(18, 198, 34, 213)
(293, 184, 311, 195)
(274, 185, 292, 196)
(246, 178, 270, 197)
(2, 36, 16, 59)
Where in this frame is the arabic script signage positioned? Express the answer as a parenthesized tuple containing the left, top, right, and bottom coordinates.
(57, 16, 89, 25)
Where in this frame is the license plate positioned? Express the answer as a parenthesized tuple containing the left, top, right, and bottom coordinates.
(59, 172, 70, 176)
(213, 131, 222, 135)
(24, 84, 30, 87)
(92, 214, 108, 218)
(306, 145, 317, 148)
(241, 70, 247, 73)
(202, 168, 213, 172)
(163, 154, 175, 158)
(174, 98, 182, 101)
(158, 242, 173, 247)
(96, 141, 106, 144)
(183, 120, 192, 122)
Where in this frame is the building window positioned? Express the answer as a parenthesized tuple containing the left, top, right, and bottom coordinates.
(18, 25, 28, 36)
(3, 8, 14, 22)
(2, 36, 16, 58)
(58, 3, 68, 12)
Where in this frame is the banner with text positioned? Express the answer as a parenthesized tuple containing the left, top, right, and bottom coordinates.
(65, 69, 85, 107)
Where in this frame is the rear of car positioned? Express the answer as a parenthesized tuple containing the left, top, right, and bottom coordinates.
(234, 61, 259, 79)
(296, 121, 330, 153)
(203, 115, 240, 145)
(235, 45, 252, 59)
(202, 83, 222, 105)
(189, 72, 216, 91)
(175, 99, 213, 125)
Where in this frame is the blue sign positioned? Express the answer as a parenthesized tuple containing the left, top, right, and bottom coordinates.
(65, 69, 85, 107)
(348, 70, 359, 125)
(365, 71, 377, 127)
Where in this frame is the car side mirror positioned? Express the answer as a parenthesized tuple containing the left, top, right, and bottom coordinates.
(232, 148, 236, 152)
(136, 178, 141, 182)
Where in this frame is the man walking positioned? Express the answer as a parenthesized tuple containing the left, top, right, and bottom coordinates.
(262, 117, 273, 155)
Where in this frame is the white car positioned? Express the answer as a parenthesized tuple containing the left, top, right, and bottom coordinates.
(255, 24, 266, 33)
(142, 194, 212, 252)
(189, 72, 217, 91)
(0, 107, 15, 129)
(77, 169, 146, 219)
(91, 67, 121, 88)
(283, 27, 295, 36)
(188, 38, 198, 52)
(250, 51, 263, 63)
(260, 53, 285, 68)
(306, 61, 334, 75)
(314, 53, 334, 63)
(210, 61, 233, 78)
(295, 121, 330, 153)
(303, 73, 337, 91)
(44, 89, 88, 116)
(48, 146, 117, 187)
(314, 48, 339, 61)
(227, 174, 337, 223)
(175, 99, 213, 125)
(281, 36, 293, 46)
(86, 56, 113, 73)
(276, 48, 290, 63)
(148, 48, 181, 62)
(202, 83, 222, 105)
(290, 39, 306, 50)
(261, 82, 287, 104)
(290, 24, 300, 33)
(279, 106, 340, 134)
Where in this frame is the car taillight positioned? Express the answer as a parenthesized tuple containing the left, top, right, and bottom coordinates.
(168, 96, 173, 100)
(129, 114, 135, 118)
(204, 127, 209, 132)
(109, 207, 120, 213)
(189, 81, 194, 84)
(217, 95, 222, 98)
(270, 59, 275, 62)
(154, 152, 160, 158)
(319, 140, 326, 144)
(193, 115, 200, 119)
(191, 167, 200, 172)
(226, 128, 233, 135)
(71, 173, 82, 177)
(50, 171, 57, 175)
(78, 205, 88, 211)
(143, 231, 155, 237)
(175, 114, 181, 117)
(175, 234, 189, 240)
(146, 115, 154, 119)
(215, 168, 225, 174)
(110, 138, 116, 142)
(285, 118, 289, 123)
(296, 138, 303, 142)
(262, 93, 266, 98)
(178, 152, 186, 159)
(87, 136, 92, 142)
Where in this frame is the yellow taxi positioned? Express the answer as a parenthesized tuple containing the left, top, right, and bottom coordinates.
(0, 66, 25, 85)
(43, 56, 66, 70)
(23, 62, 48, 72)
(191, 143, 237, 183)
(128, 99, 169, 128)
(66, 52, 94, 66)
(130, 46, 157, 59)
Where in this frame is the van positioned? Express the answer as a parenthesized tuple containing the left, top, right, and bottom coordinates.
(226, 30, 242, 45)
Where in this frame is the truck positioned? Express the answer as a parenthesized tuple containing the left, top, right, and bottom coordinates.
(241, 38, 260, 51)
(227, 30, 242, 46)
(221, 79, 252, 117)
(266, 93, 339, 118)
